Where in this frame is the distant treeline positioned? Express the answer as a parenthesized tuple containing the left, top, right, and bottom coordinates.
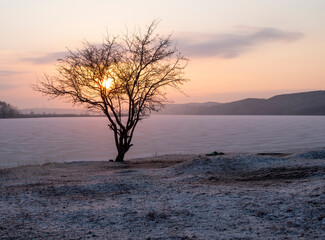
(0, 101, 102, 119)
(0, 101, 21, 118)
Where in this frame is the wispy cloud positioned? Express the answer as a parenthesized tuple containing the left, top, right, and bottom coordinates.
(175, 27, 303, 58)
(0, 83, 19, 90)
(21, 51, 67, 64)
(0, 70, 25, 77)
(19, 27, 303, 63)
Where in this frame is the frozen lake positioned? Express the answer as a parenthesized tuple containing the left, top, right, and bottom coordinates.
(0, 115, 324, 168)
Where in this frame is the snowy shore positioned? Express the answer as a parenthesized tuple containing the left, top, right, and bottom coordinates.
(0, 150, 324, 239)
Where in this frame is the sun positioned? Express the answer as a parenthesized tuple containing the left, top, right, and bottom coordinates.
(102, 78, 113, 89)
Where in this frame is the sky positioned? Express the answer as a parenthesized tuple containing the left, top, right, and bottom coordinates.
(0, 0, 324, 108)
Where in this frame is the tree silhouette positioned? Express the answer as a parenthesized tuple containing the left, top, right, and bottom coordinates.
(34, 21, 188, 161)
(0, 101, 20, 118)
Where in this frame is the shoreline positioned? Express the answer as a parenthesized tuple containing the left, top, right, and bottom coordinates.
(0, 153, 199, 170)
(0, 148, 321, 170)
(1, 150, 324, 239)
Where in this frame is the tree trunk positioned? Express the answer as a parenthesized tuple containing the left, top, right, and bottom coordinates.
(115, 143, 131, 162)
(115, 149, 126, 162)
(114, 132, 133, 162)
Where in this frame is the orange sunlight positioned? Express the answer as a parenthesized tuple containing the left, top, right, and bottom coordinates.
(102, 77, 113, 89)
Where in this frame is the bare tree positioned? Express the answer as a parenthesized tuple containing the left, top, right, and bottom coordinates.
(33, 21, 188, 162)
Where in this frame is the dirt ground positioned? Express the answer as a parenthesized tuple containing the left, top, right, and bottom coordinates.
(0, 151, 324, 239)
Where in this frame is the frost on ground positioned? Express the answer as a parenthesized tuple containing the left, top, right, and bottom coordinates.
(0, 151, 324, 239)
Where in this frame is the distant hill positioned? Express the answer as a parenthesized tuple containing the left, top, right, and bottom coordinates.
(16, 90, 325, 116)
(158, 91, 325, 115)
(159, 102, 221, 115)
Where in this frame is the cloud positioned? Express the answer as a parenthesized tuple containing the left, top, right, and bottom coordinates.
(0, 70, 25, 77)
(0, 83, 19, 90)
(175, 27, 303, 58)
(21, 51, 67, 64)
(19, 27, 303, 63)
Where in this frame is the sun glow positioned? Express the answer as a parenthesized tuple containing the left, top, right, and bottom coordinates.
(102, 78, 113, 89)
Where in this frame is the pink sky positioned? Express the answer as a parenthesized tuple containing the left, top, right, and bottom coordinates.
(0, 0, 324, 108)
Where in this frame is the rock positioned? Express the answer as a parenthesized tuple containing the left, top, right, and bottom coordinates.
(206, 151, 225, 156)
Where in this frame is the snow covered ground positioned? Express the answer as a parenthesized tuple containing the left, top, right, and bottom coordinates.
(0, 150, 324, 239)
